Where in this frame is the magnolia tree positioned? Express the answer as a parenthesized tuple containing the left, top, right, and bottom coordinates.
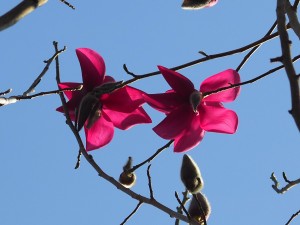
(1, 1, 300, 225)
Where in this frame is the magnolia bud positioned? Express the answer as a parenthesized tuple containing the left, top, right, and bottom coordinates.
(182, 0, 217, 10)
(188, 193, 211, 224)
(119, 157, 136, 188)
(180, 154, 203, 194)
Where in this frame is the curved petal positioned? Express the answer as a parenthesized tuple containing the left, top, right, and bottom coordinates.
(76, 48, 106, 91)
(58, 82, 85, 100)
(56, 105, 76, 121)
(143, 91, 185, 113)
(174, 117, 205, 153)
(199, 102, 238, 134)
(103, 75, 115, 83)
(158, 66, 195, 97)
(84, 111, 114, 151)
(153, 104, 194, 140)
(102, 86, 145, 113)
(200, 69, 240, 102)
(104, 107, 152, 130)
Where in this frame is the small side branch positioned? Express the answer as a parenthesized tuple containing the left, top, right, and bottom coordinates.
(147, 165, 154, 200)
(285, 209, 300, 225)
(175, 191, 191, 221)
(270, 172, 300, 194)
(0, 0, 48, 31)
(23, 45, 67, 96)
(127, 140, 174, 173)
(120, 201, 143, 225)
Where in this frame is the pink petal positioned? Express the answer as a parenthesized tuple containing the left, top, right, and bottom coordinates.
(199, 102, 238, 134)
(76, 48, 106, 91)
(200, 69, 240, 102)
(158, 66, 195, 97)
(104, 107, 152, 130)
(103, 75, 115, 83)
(143, 91, 185, 113)
(84, 112, 114, 151)
(101, 86, 145, 113)
(153, 104, 194, 140)
(174, 117, 205, 153)
(56, 105, 76, 121)
(58, 82, 85, 100)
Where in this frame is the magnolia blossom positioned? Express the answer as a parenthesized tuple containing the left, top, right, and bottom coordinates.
(182, 0, 218, 10)
(143, 66, 240, 153)
(57, 48, 151, 151)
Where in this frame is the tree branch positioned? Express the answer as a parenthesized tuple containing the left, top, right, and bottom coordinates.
(276, 0, 300, 131)
(270, 172, 300, 194)
(0, 0, 48, 31)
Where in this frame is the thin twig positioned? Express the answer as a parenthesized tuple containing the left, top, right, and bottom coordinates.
(276, 0, 300, 131)
(23, 46, 67, 96)
(203, 54, 300, 98)
(0, 89, 12, 96)
(147, 165, 154, 200)
(127, 140, 174, 174)
(59, 0, 75, 10)
(236, 21, 278, 72)
(0, 86, 81, 106)
(175, 190, 190, 225)
(122, 29, 286, 86)
(270, 172, 300, 194)
(120, 201, 143, 225)
(175, 191, 191, 220)
(285, 209, 300, 225)
(0, 0, 48, 31)
(193, 194, 207, 225)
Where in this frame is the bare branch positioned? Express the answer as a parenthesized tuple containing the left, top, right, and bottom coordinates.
(0, 0, 48, 31)
(121, 29, 286, 86)
(127, 140, 174, 173)
(270, 172, 300, 194)
(203, 54, 300, 98)
(59, 0, 75, 10)
(276, 0, 300, 131)
(120, 201, 143, 225)
(147, 165, 154, 200)
(286, 0, 300, 39)
(175, 191, 191, 221)
(23, 45, 67, 96)
(285, 209, 300, 225)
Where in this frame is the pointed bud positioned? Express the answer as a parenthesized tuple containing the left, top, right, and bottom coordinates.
(182, 0, 217, 10)
(93, 81, 123, 96)
(189, 91, 203, 114)
(188, 193, 211, 224)
(119, 157, 136, 188)
(180, 154, 203, 194)
(75, 93, 102, 131)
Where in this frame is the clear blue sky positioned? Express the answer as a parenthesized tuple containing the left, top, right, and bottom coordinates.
(1, 1, 300, 225)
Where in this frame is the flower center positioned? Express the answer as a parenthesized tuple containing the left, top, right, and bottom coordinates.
(189, 91, 203, 115)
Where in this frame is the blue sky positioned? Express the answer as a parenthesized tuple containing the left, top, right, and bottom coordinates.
(1, 1, 300, 225)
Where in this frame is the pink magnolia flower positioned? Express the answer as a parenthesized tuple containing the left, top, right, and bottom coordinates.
(182, 0, 218, 10)
(143, 66, 240, 153)
(57, 48, 151, 151)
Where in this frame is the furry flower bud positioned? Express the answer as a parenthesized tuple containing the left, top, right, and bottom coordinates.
(180, 154, 203, 193)
(119, 157, 136, 188)
(182, 0, 217, 10)
(188, 193, 211, 224)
